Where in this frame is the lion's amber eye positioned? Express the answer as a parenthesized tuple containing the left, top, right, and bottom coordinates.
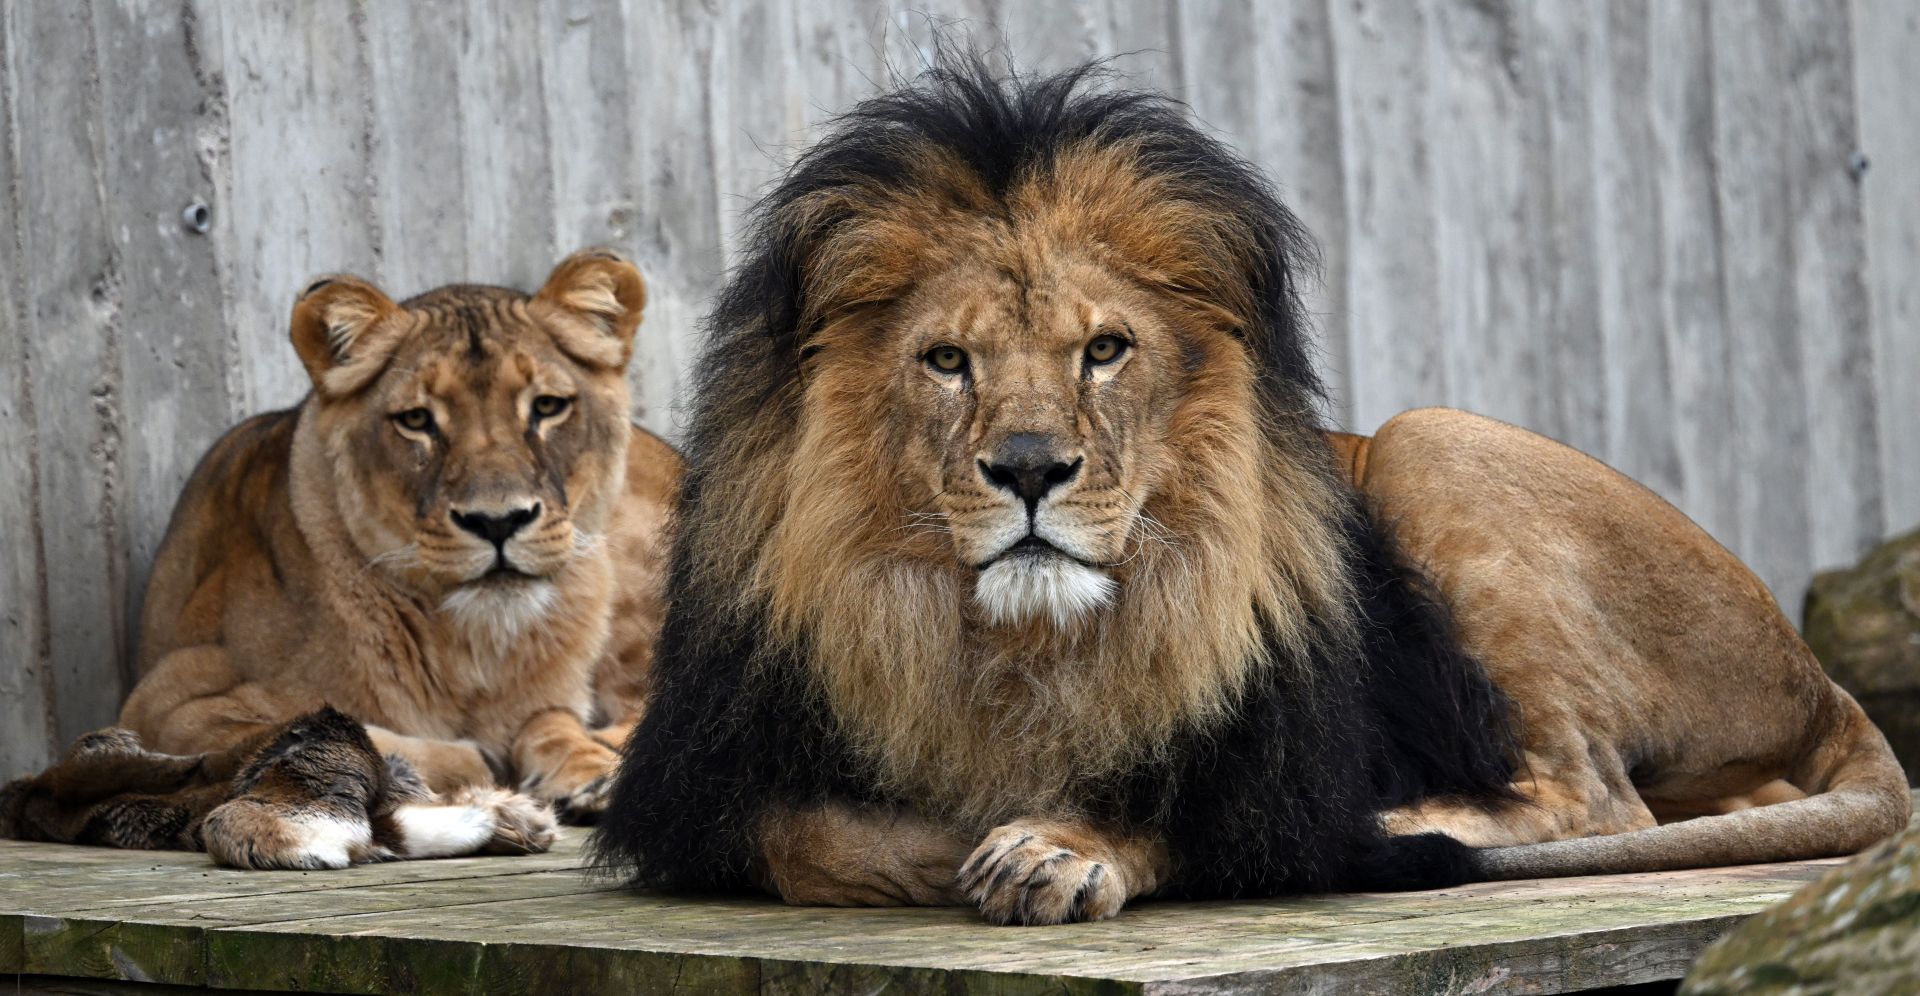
(1085, 334, 1128, 365)
(394, 408, 434, 433)
(926, 345, 968, 374)
(531, 395, 572, 419)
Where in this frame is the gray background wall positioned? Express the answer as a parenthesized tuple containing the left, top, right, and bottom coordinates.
(2, 0, 1915, 774)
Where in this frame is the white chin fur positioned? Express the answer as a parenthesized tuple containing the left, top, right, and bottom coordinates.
(440, 579, 558, 651)
(973, 555, 1116, 627)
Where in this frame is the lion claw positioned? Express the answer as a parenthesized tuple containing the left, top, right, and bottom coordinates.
(960, 824, 1126, 925)
(553, 773, 613, 825)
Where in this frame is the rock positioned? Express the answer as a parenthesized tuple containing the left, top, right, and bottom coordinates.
(1682, 823, 1920, 995)
(1804, 527, 1920, 784)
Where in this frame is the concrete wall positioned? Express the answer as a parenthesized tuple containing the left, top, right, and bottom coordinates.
(2, 0, 1915, 771)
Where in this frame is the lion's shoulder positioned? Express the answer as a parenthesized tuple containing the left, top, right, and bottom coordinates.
(623, 424, 683, 509)
(137, 407, 302, 670)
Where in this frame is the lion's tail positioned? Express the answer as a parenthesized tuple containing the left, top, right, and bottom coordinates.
(1471, 692, 1910, 880)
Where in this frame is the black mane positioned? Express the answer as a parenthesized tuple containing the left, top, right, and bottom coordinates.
(592, 58, 1517, 899)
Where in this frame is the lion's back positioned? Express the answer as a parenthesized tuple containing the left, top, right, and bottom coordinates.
(1357, 406, 1823, 729)
(137, 407, 302, 672)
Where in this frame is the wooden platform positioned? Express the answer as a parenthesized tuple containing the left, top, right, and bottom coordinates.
(5, 806, 1893, 996)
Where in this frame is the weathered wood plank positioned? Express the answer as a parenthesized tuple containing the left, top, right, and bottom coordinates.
(12, 978, 230, 996)
(1647, 0, 1740, 550)
(1176, 0, 1353, 426)
(363, 0, 470, 298)
(1423, 0, 1541, 432)
(997, 0, 1112, 73)
(216, 0, 381, 413)
(706, 1, 801, 259)
(458, 0, 559, 291)
(190, 860, 1833, 994)
(1519, 1, 1605, 457)
(91, 0, 239, 683)
(539, 0, 635, 258)
(0, 0, 57, 778)
(11, 0, 132, 748)
(1852, 0, 1920, 538)
(6, 810, 1906, 996)
(618, 0, 725, 437)
(1328, 0, 1445, 433)
(1587, 0, 1683, 501)
(1708, 1, 1815, 613)
(1772, 1, 1884, 581)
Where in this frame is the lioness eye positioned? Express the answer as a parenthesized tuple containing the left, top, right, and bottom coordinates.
(532, 395, 572, 419)
(394, 408, 434, 433)
(926, 345, 968, 373)
(1085, 334, 1128, 365)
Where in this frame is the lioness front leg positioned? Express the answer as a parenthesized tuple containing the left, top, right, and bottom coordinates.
(510, 708, 620, 821)
(363, 726, 497, 795)
(959, 818, 1169, 925)
(757, 802, 974, 907)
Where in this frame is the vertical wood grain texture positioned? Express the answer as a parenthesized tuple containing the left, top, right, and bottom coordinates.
(1772, 1, 1882, 585)
(12, 0, 131, 748)
(0, 2, 58, 774)
(364, 0, 470, 297)
(1587, 0, 1682, 501)
(1851, 0, 1920, 542)
(1646, 0, 1740, 551)
(217, 0, 382, 414)
(1327, 0, 1445, 432)
(1424, 0, 1540, 432)
(0, 0, 1912, 767)
(1176, 0, 1351, 424)
(92, 0, 236, 680)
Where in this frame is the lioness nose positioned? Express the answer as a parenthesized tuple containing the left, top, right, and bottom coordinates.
(450, 503, 541, 547)
(979, 434, 1082, 510)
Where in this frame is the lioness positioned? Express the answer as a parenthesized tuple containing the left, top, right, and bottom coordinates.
(592, 62, 1907, 924)
(120, 249, 681, 822)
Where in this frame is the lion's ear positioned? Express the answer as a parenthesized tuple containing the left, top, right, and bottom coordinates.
(534, 248, 647, 370)
(289, 275, 403, 397)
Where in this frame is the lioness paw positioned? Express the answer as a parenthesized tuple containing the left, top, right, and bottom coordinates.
(518, 740, 619, 824)
(468, 787, 558, 855)
(552, 773, 615, 824)
(959, 823, 1128, 925)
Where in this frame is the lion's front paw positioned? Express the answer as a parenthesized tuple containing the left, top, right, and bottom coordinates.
(959, 822, 1129, 925)
(469, 788, 558, 855)
(552, 772, 615, 825)
(519, 750, 617, 825)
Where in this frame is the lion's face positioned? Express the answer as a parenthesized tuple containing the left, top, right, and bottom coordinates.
(687, 81, 1365, 822)
(885, 252, 1190, 627)
(289, 252, 646, 627)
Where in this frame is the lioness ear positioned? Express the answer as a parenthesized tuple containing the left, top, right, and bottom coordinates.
(534, 248, 646, 369)
(289, 275, 403, 397)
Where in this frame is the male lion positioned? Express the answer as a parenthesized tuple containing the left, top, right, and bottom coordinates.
(119, 249, 680, 825)
(592, 64, 1907, 924)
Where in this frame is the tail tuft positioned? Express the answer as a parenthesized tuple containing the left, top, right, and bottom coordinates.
(1359, 832, 1475, 891)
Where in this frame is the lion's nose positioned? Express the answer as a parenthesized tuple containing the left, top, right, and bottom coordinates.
(450, 503, 541, 547)
(979, 434, 1082, 511)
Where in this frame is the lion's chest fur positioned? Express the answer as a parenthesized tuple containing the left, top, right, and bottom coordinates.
(303, 553, 613, 746)
(810, 608, 1255, 828)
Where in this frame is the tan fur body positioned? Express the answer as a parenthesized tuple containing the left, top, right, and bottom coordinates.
(1356, 410, 1910, 873)
(120, 251, 681, 816)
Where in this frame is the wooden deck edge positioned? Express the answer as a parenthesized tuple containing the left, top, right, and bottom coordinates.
(4, 905, 1760, 996)
(1145, 915, 1741, 994)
